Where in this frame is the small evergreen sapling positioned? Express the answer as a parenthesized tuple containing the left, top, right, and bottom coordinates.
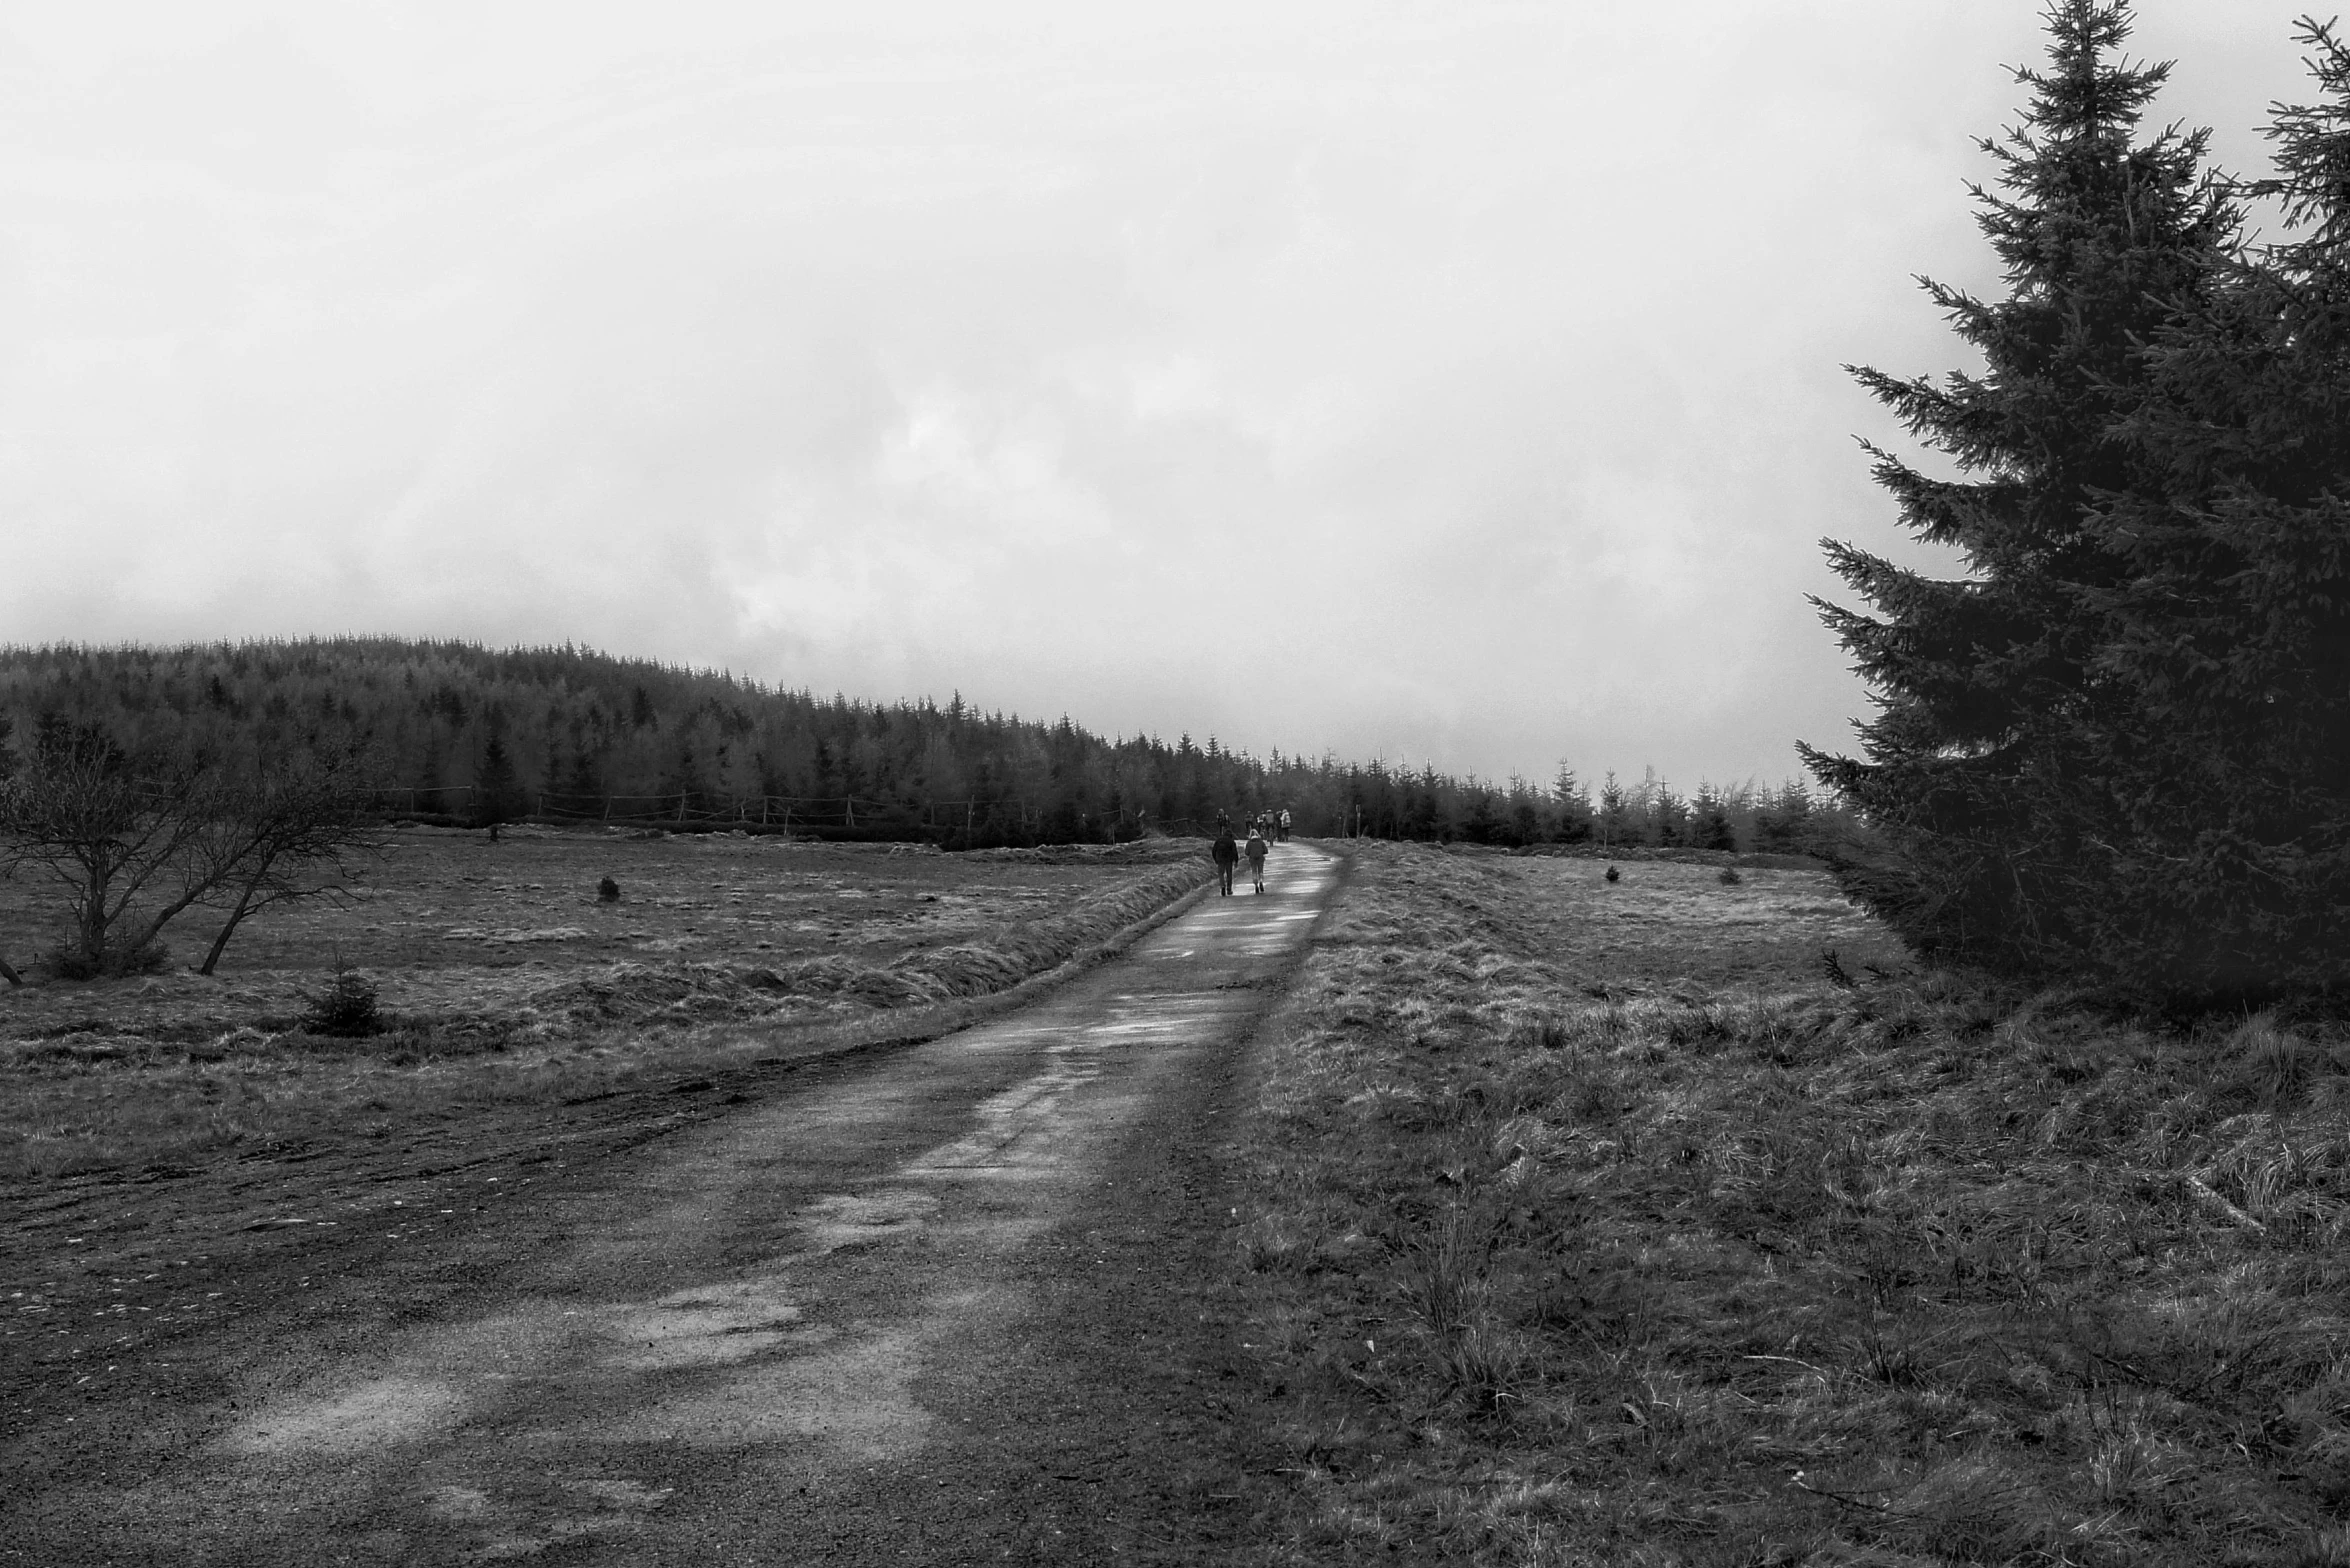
(303, 968, 381, 1036)
(475, 727, 522, 828)
(1692, 784, 1737, 852)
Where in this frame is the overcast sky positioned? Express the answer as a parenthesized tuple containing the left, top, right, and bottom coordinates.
(0, 2, 2325, 790)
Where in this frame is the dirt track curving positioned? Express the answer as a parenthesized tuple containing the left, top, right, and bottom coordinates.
(3, 841, 1343, 1566)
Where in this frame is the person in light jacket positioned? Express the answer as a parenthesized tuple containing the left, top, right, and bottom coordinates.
(1244, 829, 1268, 893)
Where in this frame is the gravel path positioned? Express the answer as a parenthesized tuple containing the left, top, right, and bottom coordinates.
(5, 842, 1341, 1566)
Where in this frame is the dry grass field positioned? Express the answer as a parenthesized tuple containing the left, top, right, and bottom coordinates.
(0, 824, 1207, 1180)
(1224, 844, 2350, 1567)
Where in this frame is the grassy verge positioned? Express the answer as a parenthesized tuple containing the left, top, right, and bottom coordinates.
(2, 857, 1210, 1181)
(1226, 843, 2350, 1566)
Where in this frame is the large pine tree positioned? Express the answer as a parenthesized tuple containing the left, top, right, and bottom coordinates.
(2069, 19, 2350, 996)
(1802, 2, 2247, 989)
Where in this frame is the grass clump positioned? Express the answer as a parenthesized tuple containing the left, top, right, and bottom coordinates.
(1224, 841, 2350, 1566)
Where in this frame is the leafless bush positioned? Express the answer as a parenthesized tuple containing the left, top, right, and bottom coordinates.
(1, 717, 222, 976)
(0, 716, 382, 977)
(188, 752, 385, 974)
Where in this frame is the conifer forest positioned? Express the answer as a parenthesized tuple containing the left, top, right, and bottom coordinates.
(0, 637, 1824, 855)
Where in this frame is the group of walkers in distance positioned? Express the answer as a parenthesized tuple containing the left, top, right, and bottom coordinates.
(1210, 807, 1290, 896)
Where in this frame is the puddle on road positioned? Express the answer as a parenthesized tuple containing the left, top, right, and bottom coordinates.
(223, 1299, 601, 1457)
(221, 1187, 948, 1455)
(604, 1281, 812, 1373)
(799, 1188, 938, 1252)
(569, 1478, 673, 1511)
(904, 991, 1237, 1175)
(225, 1374, 472, 1457)
(588, 1324, 932, 1461)
(417, 1476, 671, 1562)
(424, 1484, 494, 1522)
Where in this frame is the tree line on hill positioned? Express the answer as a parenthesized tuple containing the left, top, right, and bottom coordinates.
(0, 637, 1835, 978)
(1807, 4, 2350, 1002)
(0, 638, 1833, 855)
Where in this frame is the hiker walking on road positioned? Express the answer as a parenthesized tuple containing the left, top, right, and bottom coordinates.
(1245, 829, 1268, 893)
(1211, 826, 1239, 896)
(1277, 808, 1291, 843)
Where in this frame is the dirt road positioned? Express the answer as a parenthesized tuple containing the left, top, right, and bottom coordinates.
(6, 843, 1342, 1566)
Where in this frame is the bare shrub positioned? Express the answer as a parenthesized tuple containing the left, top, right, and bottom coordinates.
(1, 718, 217, 974)
(189, 753, 384, 974)
(0, 716, 381, 978)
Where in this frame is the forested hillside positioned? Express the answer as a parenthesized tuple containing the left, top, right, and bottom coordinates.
(0, 639, 1821, 850)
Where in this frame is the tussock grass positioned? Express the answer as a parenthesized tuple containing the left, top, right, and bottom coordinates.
(1228, 843, 2350, 1566)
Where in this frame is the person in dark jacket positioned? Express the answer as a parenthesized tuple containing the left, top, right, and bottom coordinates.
(1211, 827, 1239, 896)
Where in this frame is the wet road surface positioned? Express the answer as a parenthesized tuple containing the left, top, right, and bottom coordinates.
(20, 842, 1340, 1566)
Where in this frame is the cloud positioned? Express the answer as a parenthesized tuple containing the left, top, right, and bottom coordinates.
(0, 1, 2324, 787)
